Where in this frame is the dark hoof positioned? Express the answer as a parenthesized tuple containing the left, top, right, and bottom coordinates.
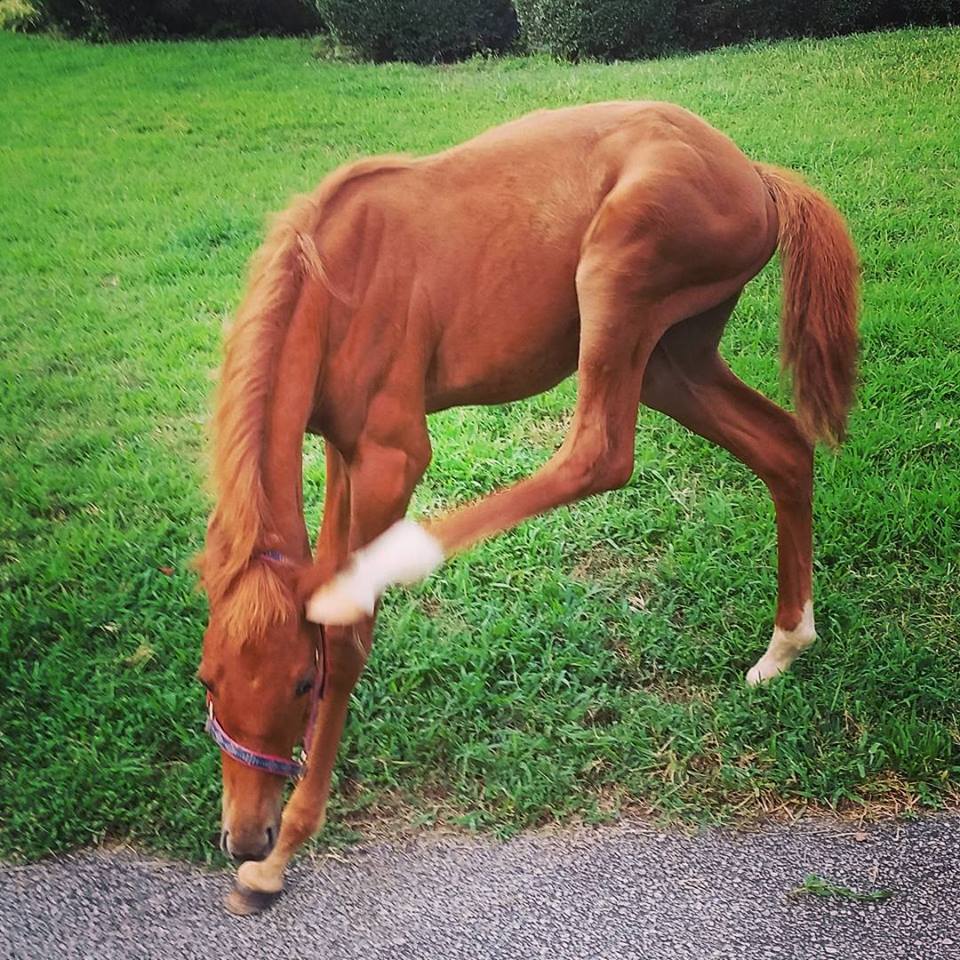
(225, 881, 283, 916)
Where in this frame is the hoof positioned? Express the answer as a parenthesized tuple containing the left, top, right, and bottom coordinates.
(224, 882, 283, 916)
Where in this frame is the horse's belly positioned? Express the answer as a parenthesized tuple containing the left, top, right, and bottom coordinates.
(426, 301, 580, 411)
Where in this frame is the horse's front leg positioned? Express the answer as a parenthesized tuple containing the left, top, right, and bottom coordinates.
(227, 622, 366, 915)
(230, 427, 429, 913)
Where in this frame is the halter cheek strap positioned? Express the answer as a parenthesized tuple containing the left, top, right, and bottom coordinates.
(203, 549, 325, 781)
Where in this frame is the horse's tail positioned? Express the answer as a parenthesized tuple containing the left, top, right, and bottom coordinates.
(756, 164, 860, 447)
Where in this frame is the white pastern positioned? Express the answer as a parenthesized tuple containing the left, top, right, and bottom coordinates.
(746, 600, 816, 686)
(237, 857, 284, 895)
(306, 520, 445, 626)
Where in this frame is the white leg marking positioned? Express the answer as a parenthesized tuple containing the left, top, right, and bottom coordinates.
(747, 600, 816, 686)
(305, 520, 445, 625)
(237, 857, 284, 894)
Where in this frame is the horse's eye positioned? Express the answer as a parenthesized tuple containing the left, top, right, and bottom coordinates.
(295, 678, 314, 697)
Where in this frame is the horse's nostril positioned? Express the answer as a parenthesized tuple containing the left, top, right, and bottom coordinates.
(266, 826, 275, 848)
(220, 830, 229, 855)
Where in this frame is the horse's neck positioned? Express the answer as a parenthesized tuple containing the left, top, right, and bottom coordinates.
(259, 279, 327, 563)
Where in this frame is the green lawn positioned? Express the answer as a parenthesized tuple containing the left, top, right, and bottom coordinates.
(1, 28, 958, 863)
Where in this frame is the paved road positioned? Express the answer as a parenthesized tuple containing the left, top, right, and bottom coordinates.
(2, 816, 958, 960)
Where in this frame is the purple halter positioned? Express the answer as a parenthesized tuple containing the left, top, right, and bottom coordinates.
(203, 550, 324, 780)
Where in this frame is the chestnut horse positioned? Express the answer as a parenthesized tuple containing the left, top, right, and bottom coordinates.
(196, 101, 858, 913)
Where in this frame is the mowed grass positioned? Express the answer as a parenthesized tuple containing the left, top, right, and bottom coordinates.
(1, 28, 959, 863)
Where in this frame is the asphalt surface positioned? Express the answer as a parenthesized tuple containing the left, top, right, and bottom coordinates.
(2, 816, 958, 960)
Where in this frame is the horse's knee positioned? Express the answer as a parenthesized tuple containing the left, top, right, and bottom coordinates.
(589, 449, 634, 494)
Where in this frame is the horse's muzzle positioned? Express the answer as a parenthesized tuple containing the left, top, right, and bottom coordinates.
(221, 824, 276, 864)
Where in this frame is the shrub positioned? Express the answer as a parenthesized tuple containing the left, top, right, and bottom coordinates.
(679, 1, 863, 49)
(519, 0, 960, 60)
(676, 1, 960, 49)
(34, 0, 323, 40)
(0, 0, 41, 31)
(516, 0, 679, 60)
(318, 0, 519, 63)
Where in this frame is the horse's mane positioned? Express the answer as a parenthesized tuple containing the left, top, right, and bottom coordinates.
(197, 155, 413, 638)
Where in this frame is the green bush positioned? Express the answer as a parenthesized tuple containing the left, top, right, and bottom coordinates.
(318, 0, 518, 63)
(516, 0, 678, 60)
(678, 1, 960, 49)
(0, 0, 41, 31)
(34, 0, 322, 40)
(519, 0, 960, 60)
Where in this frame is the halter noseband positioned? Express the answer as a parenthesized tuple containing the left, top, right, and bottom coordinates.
(205, 698, 311, 779)
(203, 549, 324, 780)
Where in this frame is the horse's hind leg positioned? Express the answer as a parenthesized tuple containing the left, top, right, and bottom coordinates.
(305, 279, 675, 624)
(418, 287, 668, 557)
(641, 299, 816, 684)
(304, 164, 771, 625)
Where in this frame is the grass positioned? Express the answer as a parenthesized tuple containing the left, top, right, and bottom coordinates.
(1, 27, 959, 864)
(790, 874, 894, 903)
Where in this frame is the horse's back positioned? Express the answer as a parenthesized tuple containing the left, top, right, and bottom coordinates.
(411, 100, 772, 280)
(316, 102, 774, 412)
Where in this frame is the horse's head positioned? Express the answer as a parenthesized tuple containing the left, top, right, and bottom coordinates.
(197, 551, 319, 863)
